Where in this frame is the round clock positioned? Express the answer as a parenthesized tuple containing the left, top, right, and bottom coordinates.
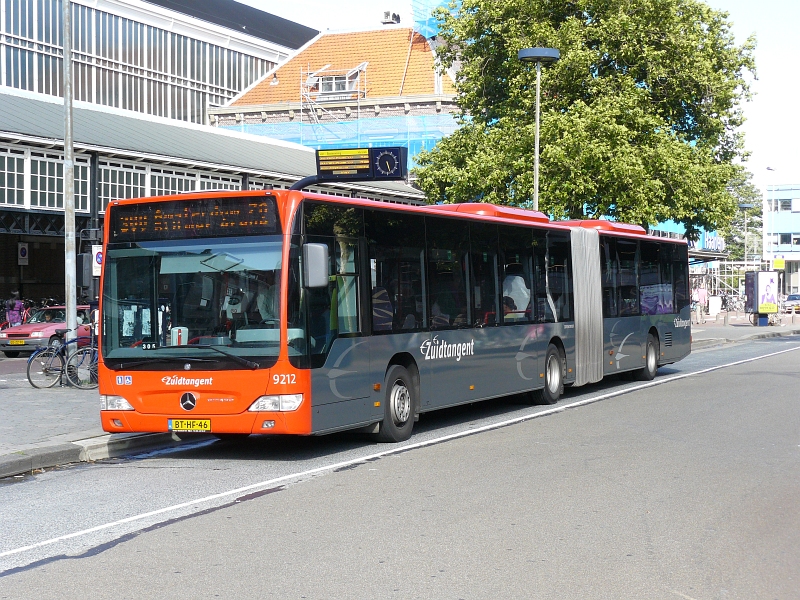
(374, 149, 400, 176)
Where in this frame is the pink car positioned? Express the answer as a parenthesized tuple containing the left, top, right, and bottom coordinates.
(0, 306, 91, 358)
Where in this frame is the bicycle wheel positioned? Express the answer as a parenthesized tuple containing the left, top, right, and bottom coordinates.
(65, 346, 98, 389)
(27, 348, 64, 389)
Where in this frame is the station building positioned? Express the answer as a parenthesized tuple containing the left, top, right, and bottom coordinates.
(0, 0, 424, 301)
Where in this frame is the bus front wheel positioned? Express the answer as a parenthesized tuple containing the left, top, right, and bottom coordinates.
(537, 344, 564, 405)
(376, 365, 415, 443)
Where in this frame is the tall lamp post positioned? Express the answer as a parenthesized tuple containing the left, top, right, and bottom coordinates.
(739, 203, 753, 269)
(518, 47, 560, 212)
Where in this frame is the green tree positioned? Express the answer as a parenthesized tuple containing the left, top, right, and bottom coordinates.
(719, 171, 762, 261)
(413, 0, 756, 239)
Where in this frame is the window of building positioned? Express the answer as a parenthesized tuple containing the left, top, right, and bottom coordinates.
(0, 147, 25, 206)
(780, 233, 792, 245)
(30, 151, 90, 211)
(99, 161, 147, 211)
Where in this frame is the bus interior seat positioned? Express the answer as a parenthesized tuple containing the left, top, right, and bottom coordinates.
(372, 286, 393, 331)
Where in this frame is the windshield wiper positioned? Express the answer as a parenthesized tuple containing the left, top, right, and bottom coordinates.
(183, 345, 260, 370)
(113, 356, 217, 370)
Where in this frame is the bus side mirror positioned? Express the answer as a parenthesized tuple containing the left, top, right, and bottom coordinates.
(303, 243, 329, 288)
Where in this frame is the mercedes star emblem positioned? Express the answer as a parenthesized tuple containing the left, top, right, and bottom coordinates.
(180, 392, 197, 411)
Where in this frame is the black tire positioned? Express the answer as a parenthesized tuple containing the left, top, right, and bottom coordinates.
(27, 348, 64, 388)
(536, 343, 564, 405)
(48, 336, 61, 348)
(375, 365, 415, 443)
(634, 333, 659, 381)
(65, 346, 98, 389)
(3, 351, 20, 358)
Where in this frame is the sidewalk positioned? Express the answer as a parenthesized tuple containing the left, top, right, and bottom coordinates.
(690, 310, 800, 349)
(2, 315, 799, 479)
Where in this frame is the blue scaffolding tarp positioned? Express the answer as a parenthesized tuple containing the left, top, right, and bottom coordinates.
(225, 113, 461, 168)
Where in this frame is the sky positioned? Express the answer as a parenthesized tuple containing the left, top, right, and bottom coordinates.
(243, 0, 800, 194)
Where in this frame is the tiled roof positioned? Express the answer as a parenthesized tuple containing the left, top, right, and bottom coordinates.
(231, 27, 456, 106)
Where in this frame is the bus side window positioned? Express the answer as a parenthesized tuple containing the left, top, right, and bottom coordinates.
(426, 217, 469, 330)
(365, 210, 426, 333)
(547, 232, 574, 322)
(600, 236, 618, 317)
(616, 239, 639, 316)
(498, 225, 533, 325)
(470, 222, 500, 326)
(532, 233, 552, 323)
(673, 244, 689, 311)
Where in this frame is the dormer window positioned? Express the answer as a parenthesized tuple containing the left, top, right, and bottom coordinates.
(321, 76, 349, 93)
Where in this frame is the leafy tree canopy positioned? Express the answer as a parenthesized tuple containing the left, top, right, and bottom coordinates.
(413, 0, 756, 239)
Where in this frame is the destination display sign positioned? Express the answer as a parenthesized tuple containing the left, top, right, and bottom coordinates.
(109, 196, 280, 243)
(317, 148, 372, 178)
(315, 147, 408, 181)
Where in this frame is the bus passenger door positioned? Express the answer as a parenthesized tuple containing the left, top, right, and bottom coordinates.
(307, 238, 373, 433)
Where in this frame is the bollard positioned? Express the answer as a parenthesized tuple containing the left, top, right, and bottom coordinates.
(724, 311, 730, 326)
(793, 311, 796, 325)
(716, 313, 721, 323)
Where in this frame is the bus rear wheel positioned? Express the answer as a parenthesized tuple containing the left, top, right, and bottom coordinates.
(376, 365, 415, 443)
(634, 333, 659, 381)
(537, 344, 564, 405)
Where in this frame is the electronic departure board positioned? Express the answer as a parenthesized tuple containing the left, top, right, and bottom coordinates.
(315, 147, 407, 181)
(109, 196, 280, 243)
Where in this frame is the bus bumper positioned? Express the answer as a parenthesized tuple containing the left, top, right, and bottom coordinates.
(101, 410, 311, 435)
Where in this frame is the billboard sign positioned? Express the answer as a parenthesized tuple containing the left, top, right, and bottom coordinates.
(757, 271, 778, 314)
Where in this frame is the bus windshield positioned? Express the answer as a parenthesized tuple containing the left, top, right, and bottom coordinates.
(102, 235, 283, 369)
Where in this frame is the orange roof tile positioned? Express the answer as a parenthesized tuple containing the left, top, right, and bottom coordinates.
(232, 27, 455, 106)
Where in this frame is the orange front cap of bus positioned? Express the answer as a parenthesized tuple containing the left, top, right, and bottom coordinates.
(98, 356, 313, 436)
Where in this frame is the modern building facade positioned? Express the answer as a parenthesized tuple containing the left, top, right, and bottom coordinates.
(0, 2, 426, 303)
(763, 184, 800, 294)
(1, 0, 317, 124)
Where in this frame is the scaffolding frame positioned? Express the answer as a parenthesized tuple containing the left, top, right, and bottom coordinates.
(299, 62, 369, 126)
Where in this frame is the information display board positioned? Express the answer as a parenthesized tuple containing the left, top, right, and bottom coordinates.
(315, 147, 408, 181)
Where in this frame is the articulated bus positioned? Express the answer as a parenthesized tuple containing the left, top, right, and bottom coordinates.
(99, 190, 691, 442)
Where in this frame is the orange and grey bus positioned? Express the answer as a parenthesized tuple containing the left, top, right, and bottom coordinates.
(99, 190, 691, 442)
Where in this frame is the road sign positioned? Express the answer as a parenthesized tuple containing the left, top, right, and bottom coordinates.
(17, 242, 28, 266)
(92, 244, 103, 277)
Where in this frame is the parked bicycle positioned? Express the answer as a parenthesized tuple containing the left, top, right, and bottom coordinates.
(26, 328, 98, 389)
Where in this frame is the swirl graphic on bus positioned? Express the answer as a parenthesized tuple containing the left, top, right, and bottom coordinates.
(515, 328, 539, 381)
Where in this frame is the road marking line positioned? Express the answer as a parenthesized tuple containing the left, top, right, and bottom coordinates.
(3, 343, 799, 560)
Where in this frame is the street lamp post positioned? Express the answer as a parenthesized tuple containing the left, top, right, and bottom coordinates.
(518, 47, 560, 212)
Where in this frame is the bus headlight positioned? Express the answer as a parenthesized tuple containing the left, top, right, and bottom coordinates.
(100, 395, 134, 411)
(248, 394, 303, 412)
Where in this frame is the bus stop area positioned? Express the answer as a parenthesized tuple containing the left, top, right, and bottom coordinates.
(2, 319, 799, 480)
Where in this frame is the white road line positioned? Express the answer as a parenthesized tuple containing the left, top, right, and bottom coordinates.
(2, 343, 799, 560)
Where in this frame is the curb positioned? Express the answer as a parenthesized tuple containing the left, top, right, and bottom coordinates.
(0, 432, 213, 479)
(692, 328, 800, 350)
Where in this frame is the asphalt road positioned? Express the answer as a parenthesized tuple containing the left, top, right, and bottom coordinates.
(1, 338, 799, 599)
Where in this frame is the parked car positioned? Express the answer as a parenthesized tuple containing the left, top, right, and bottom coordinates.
(0, 306, 91, 358)
(784, 294, 800, 314)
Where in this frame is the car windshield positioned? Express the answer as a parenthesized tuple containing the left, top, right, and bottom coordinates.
(787, 295, 800, 301)
(28, 309, 66, 324)
(101, 235, 285, 369)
